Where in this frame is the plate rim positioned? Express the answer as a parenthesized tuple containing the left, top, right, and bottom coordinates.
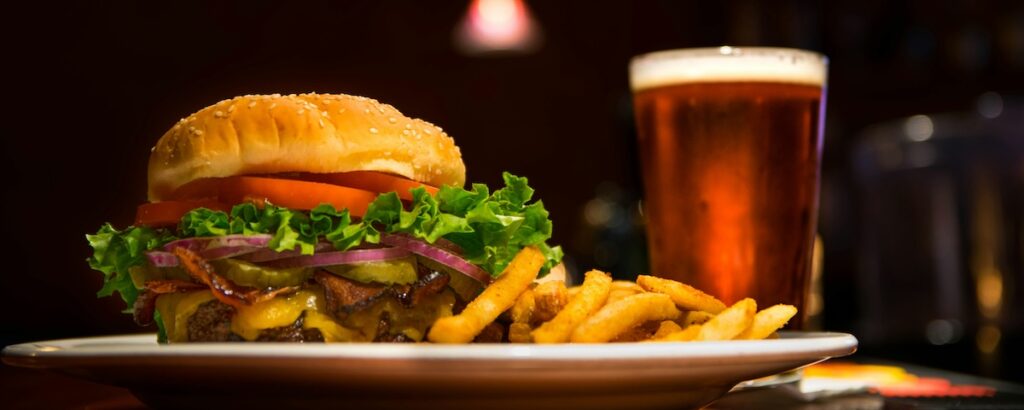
(3, 331, 857, 364)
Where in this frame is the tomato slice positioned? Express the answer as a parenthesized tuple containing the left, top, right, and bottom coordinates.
(294, 171, 439, 201)
(138, 174, 416, 227)
(170, 176, 378, 216)
(136, 199, 230, 227)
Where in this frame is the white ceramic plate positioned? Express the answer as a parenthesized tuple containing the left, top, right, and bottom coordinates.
(3, 331, 856, 409)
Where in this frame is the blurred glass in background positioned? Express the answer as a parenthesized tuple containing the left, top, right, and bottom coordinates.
(852, 94, 1023, 378)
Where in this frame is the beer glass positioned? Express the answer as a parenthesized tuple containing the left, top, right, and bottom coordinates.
(630, 47, 827, 328)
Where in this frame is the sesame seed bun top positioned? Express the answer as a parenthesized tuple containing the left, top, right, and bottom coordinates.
(147, 93, 466, 201)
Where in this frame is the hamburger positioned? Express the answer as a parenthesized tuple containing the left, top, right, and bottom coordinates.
(86, 93, 562, 343)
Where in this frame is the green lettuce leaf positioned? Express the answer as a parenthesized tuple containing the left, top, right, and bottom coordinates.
(178, 208, 229, 237)
(154, 310, 168, 344)
(86, 224, 176, 310)
(86, 172, 563, 314)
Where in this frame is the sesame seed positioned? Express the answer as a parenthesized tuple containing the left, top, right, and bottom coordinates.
(369, 127, 379, 134)
(388, 117, 397, 124)
(402, 129, 410, 136)
(364, 108, 370, 114)
(405, 124, 413, 130)
(297, 108, 305, 115)
(338, 108, 347, 114)
(214, 110, 225, 118)
(194, 129, 204, 136)
(227, 105, 236, 113)
(269, 103, 277, 109)
(248, 101, 257, 108)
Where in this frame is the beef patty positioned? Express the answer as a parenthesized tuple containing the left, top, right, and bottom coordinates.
(186, 300, 324, 342)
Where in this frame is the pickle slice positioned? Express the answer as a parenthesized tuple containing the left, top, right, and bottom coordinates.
(129, 264, 191, 289)
(323, 256, 419, 285)
(209, 259, 313, 288)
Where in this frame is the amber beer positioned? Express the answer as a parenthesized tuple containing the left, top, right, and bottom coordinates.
(630, 48, 827, 328)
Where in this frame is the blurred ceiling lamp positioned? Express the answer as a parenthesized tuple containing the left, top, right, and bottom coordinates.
(454, 0, 542, 56)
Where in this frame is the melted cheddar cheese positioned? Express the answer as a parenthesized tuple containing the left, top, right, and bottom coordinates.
(154, 286, 455, 343)
(155, 290, 216, 343)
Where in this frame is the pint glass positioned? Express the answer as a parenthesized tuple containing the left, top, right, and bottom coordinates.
(630, 47, 827, 328)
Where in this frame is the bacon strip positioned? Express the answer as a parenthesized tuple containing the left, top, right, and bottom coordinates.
(145, 279, 206, 293)
(314, 270, 452, 318)
(172, 247, 298, 308)
(400, 271, 450, 307)
(314, 270, 391, 315)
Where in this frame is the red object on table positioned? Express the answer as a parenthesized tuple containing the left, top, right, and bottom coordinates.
(806, 361, 997, 398)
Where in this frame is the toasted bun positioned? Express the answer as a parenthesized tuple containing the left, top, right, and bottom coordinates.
(148, 93, 465, 201)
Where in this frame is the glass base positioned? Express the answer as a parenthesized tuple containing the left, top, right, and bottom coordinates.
(731, 368, 803, 392)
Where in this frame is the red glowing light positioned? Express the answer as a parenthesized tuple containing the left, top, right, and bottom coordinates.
(455, 0, 541, 55)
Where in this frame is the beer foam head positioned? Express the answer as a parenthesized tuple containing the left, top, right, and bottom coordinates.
(630, 47, 828, 91)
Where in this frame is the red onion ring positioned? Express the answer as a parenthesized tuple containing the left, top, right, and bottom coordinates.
(380, 234, 492, 285)
(145, 245, 264, 267)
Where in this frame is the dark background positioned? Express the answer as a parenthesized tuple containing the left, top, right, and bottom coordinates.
(3, 1, 1022, 382)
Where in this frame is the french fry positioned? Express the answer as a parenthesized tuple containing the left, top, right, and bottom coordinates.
(679, 311, 714, 326)
(611, 280, 645, 292)
(508, 323, 533, 343)
(652, 320, 683, 339)
(606, 281, 645, 305)
(532, 270, 612, 343)
(736, 304, 798, 340)
(612, 320, 661, 342)
(570, 293, 680, 343)
(695, 298, 756, 341)
(637, 275, 727, 313)
(427, 247, 545, 343)
(532, 280, 568, 323)
(509, 288, 536, 325)
(657, 324, 702, 342)
(572, 281, 639, 302)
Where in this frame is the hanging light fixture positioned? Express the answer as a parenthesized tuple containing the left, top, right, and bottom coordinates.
(454, 0, 542, 55)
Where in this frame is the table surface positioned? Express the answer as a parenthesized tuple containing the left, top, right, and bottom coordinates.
(3, 358, 1022, 409)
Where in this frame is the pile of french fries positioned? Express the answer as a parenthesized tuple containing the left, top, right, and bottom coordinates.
(427, 247, 797, 344)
